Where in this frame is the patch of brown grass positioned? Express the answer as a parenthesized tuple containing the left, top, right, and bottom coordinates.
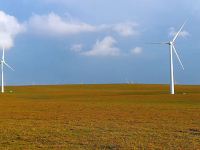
(0, 84, 199, 149)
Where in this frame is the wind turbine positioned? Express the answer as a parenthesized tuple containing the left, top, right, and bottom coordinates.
(152, 21, 187, 94)
(1, 47, 14, 93)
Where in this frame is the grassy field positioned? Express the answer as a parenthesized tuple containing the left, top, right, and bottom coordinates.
(0, 84, 199, 149)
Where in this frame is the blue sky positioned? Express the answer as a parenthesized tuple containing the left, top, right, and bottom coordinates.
(0, 0, 200, 85)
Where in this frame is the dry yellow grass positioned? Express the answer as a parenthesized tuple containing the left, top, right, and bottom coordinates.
(0, 84, 199, 149)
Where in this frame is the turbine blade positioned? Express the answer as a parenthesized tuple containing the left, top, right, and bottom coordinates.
(172, 44, 184, 70)
(4, 62, 14, 71)
(172, 21, 187, 42)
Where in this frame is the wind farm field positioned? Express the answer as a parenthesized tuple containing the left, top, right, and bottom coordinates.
(0, 84, 199, 149)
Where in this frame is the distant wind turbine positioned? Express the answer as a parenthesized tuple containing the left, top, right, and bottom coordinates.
(1, 47, 14, 93)
(151, 21, 187, 94)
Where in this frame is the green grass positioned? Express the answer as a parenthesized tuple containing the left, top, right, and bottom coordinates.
(0, 84, 199, 149)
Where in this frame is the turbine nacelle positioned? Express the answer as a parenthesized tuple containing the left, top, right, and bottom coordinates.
(169, 41, 173, 45)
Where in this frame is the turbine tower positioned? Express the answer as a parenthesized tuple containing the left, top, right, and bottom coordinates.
(152, 21, 186, 94)
(1, 47, 14, 93)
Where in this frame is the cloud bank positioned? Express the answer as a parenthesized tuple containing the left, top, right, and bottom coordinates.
(27, 12, 139, 37)
(28, 13, 96, 36)
(0, 11, 25, 49)
(81, 36, 120, 57)
(112, 22, 139, 37)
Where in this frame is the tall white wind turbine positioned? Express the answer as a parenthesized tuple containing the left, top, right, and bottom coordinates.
(1, 47, 14, 93)
(152, 22, 187, 94)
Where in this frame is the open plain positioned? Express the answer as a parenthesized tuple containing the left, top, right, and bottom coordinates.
(0, 84, 199, 149)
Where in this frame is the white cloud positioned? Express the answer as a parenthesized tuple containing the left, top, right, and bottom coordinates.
(28, 12, 96, 36)
(131, 47, 143, 55)
(96, 22, 139, 37)
(27, 12, 140, 37)
(0, 11, 25, 49)
(112, 22, 139, 37)
(169, 27, 189, 38)
(70, 44, 83, 52)
(81, 36, 120, 56)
